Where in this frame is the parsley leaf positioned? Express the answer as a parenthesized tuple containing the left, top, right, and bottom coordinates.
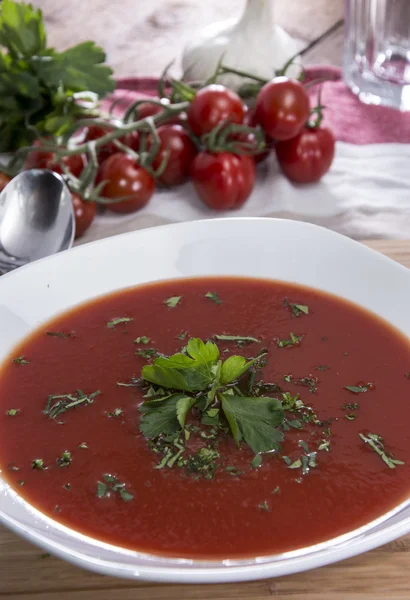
(205, 292, 222, 304)
(359, 432, 404, 469)
(344, 385, 368, 394)
(139, 394, 183, 438)
(164, 296, 182, 308)
(176, 396, 196, 428)
(220, 394, 284, 453)
(220, 354, 263, 385)
(134, 336, 150, 345)
(106, 317, 133, 329)
(0, 0, 45, 57)
(6, 408, 19, 416)
(284, 300, 309, 317)
(13, 356, 29, 365)
(214, 334, 260, 344)
(277, 333, 303, 348)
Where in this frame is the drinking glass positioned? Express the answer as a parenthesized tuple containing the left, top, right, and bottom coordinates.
(344, 0, 410, 111)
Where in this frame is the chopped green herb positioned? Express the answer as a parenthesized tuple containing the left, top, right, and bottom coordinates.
(136, 348, 160, 360)
(345, 413, 356, 421)
(272, 486, 280, 494)
(299, 440, 310, 454)
(294, 376, 319, 394)
(119, 488, 134, 503)
(97, 474, 134, 501)
(187, 447, 219, 480)
(359, 432, 404, 469)
(251, 454, 262, 468)
(277, 333, 303, 348)
(284, 374, 293, 383)
(17, 480, 24, 486)
(288, 458, 302, 469)
(117, 378, 140, 388)
(318, 440, 331, 452)
(344, 385, 368, 394)
(44, 389, 100, 420)
(106, 408, 123, 418)
(176, 330, 188, 340)
(258, 501, 270, 512)
(323, 427, 332, 437)
(97, 481, 108, 498)
(13, 356, 29, 365)
(134, 336, 150, 345)
(57, 450, 72, 467)
(315, 365, 329, 371)
(32, 458, 45, 470)
(205, 291, 222, 304)
(214, 334, 260, 344)
(225, 466, 243, 476)
(342, 402, 359, 410)
(46, 331, 72, 338)
(284, 299, 309, 317)
(164, 296, 182, 308)
(106, 317, 133, 329)
(78, 442, 88, 449)
(6, 408, 19, 416)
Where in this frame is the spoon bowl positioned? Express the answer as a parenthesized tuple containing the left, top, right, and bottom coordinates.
(0, 169, 74, 273)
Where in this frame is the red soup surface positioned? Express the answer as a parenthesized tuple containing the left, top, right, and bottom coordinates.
(1, 277, 410, 560)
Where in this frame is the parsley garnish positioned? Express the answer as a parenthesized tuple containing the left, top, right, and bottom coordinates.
(164, 296, 182, 308)
(136, 348, 160, 360)
(277, 333, 303, 348)
(251, 454, 262, 468)
(106, 408, 123, 418)
(96, 474, 134, 502)
(106, 317, 133, 329)
(205, 291, 222, 304)
(78, 442, 88, 449)
(139, 337, 284, 454)
(284, 299, 309, 317)
(344, 385, 369, 394)
(57, 451, 71, 467)
(258, 501, 270, 512)
(44, 389, 100, 420)
(32, 458, 46, 470)
(13, 356, 29, 365)
(359, 432, 404, 469)
(6, 408, 19, 416)
(214, 334, 260, 344)
(176, 330, 188, 340)
(315, 365, 329, 371)
(134, 336, 150, 344)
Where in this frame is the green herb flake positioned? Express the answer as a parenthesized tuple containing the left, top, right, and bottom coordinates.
(78, 442, 88, 449)
(63, 483, 71, 490)
(359, 432, 404, 468)
(214, 334, 260, 344)
(6, 408, 19, 416)
(277, 333, 303, 348)
(136, 348, 160, 360)
(176, 330, 188, 340)
(272, 486, 280, 494)
(288, 458, 302, 469)
(284, 299, 309, 317)
(284, 374, 293, 383)
(57, 451, 72, 467)
(316, 365, 329, 371)
(106, 408, 123, 418)
(44, 389, 100, 420)
(258, 501, 270, 512)
(164, 296, 182, 308)
(32, 458, 46, 470)
(251, 454, 262, 469)
(345, 413, 356, 421)
(318, 440, 331, 452)
(96, 481, 108, 498)
(134, 336, 150, 345)
(13, 356, 29, 365)
(54, 505, 61, 513)
(344, 385, 368, 394)
(119, 488, 134, 502)
(106, 317, 133, 329)
(205, 291, 222, 304)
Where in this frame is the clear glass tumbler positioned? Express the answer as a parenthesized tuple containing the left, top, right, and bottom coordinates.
(344, 0, 410, 111)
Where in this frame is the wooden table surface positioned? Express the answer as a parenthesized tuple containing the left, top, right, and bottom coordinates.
(0, 239, 409, 599)
(32, 0, 344, 78)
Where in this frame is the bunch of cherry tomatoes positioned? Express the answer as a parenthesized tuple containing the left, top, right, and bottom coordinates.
(2, 76, 335, 239)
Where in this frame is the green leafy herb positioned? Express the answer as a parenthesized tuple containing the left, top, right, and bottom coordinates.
(32, 458, 45, 470)
(57, 450, 71, 467)
(277, 333, 303, 348)
(251, 454, 262, 468)
(187, 447, 219, 479)
(134, 336, 150, 345)
(13, 356, 29, 365)
(106, 317, 133, 329)
(176, 331, 188, 340)
(272, 486, 280, 494)
(344, 385, 368, 394)
(318, 440, 331, 452)
(205, 291, 222, 304)
(78, 442, 88, 449)
(294, 376, 318, 394)
(284, 299, 309, 317)
(136, 348, 160, 360)
(220, 354, 263, 385)
(96, 474, 134, 502)
(258, 501, 270, 511)
(140, 394, 185, 438)
(46, 331, 72, 338)
(106, 408, 123, 418)
(164, 296, 182, 308)
(345, 413, 356, 421)
(359, 432, 404, 469)
(342, 402, 359, 410)
(214, 334, 260, 344)
(0, 0, 114, 152)
(315, 365, 329, 371)
(6, 408, 19, 416)
(44, 389, 100, 420)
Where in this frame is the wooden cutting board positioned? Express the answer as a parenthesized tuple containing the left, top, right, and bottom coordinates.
(1, 239, 409, 600)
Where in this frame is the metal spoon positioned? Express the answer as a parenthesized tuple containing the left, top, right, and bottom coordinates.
(0, 169, 75, 274)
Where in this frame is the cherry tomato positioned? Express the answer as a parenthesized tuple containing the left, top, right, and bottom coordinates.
(187, 85, 245, 137)
(255, 77, 310, 141)
(25, 142, 86, 177)
(275, 126, 335, 183)
(97, 153, 155, 214)
(191, 152, 255, 210)
(149, 124, 197, 186)
(0, 172, 11, 192)
(83, 123, 139, 163)
(71, 193, 96, 239)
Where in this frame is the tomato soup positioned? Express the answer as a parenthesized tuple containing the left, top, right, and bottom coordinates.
(1, 277, 410, 560)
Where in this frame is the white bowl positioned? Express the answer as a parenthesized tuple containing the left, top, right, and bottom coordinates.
(1, 217, 410, 583)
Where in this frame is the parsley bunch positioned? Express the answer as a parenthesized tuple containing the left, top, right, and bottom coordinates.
(139, 338, 285, 454)
(0, 0, 114, 151)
